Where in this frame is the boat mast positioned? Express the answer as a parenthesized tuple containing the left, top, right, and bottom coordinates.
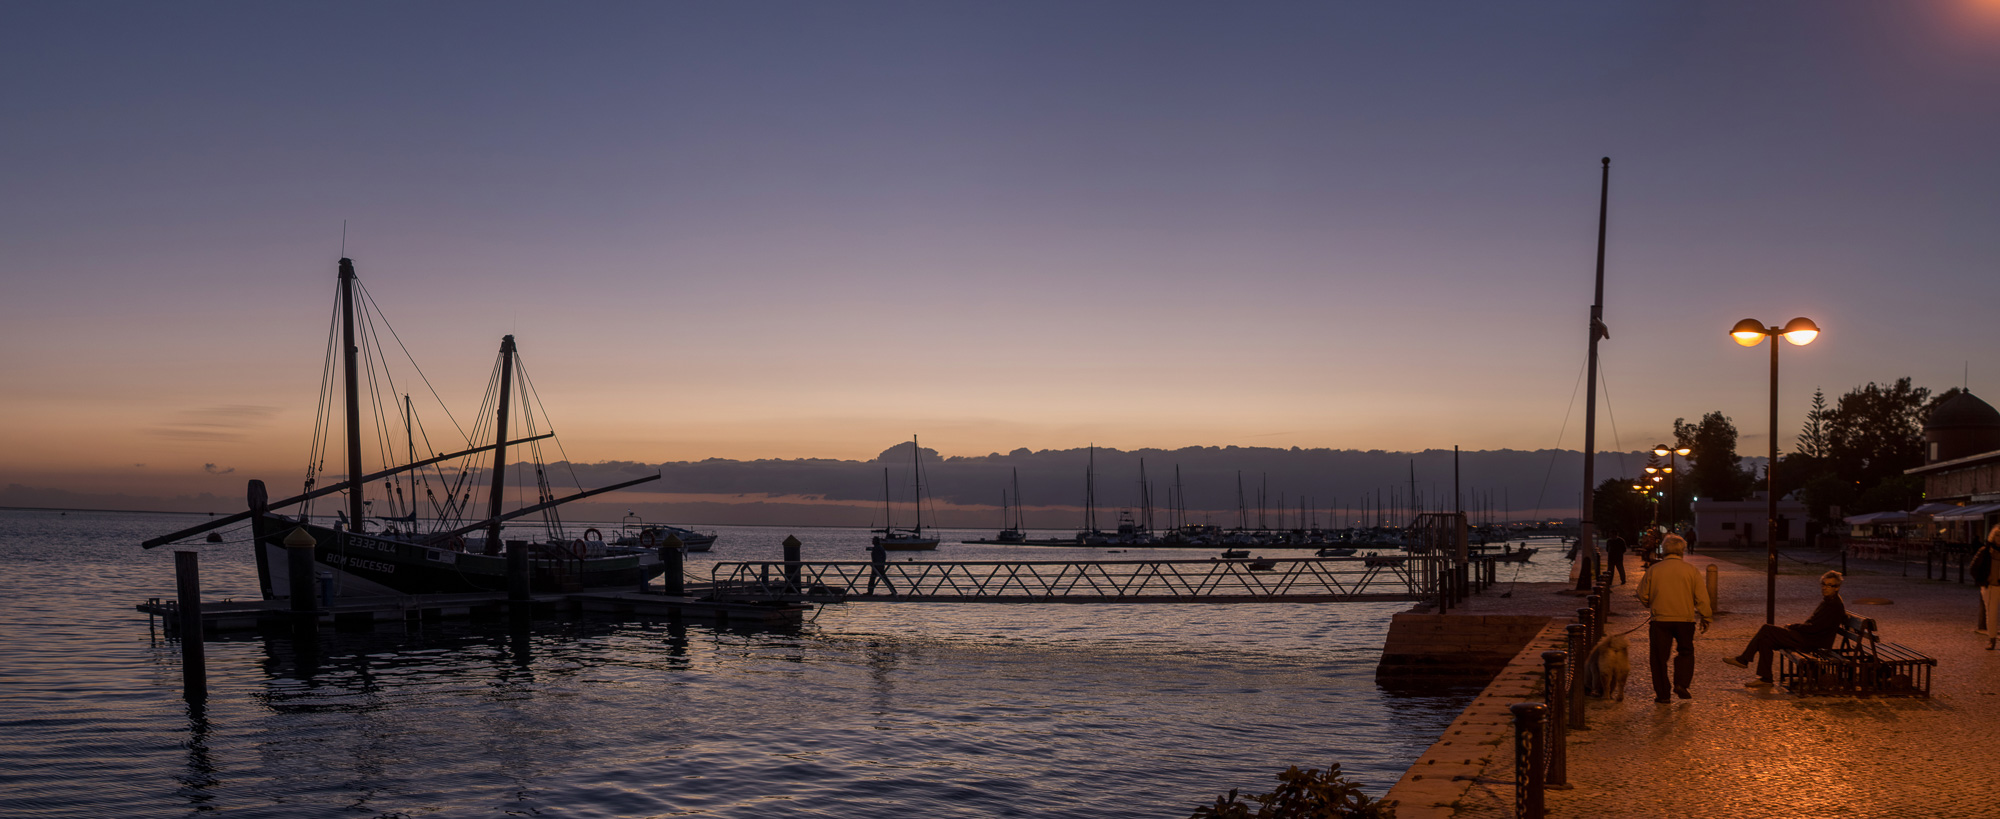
(881, 467, 893, 531)
(484, 334, 516, 552)
(1011, 467, 1025, 531)
(911, 434, 924, 536)
(1579, 157, 1611, 588)
(338, 258, 365, 529)
(1085, 444, 1097, 534)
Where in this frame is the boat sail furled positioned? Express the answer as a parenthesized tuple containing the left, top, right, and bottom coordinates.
(142, 258, 665, 598)
(873, 435, 940, 551)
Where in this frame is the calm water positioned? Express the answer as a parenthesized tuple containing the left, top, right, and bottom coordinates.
(0, 509, 1564, 817)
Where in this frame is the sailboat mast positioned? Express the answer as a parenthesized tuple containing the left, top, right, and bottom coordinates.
(911, 435, 923, 535)
(484, 335, 516, 552)
(338, 258, 365, 528)
(1580, 157, 1611, 586)
(1085, 444, 1097, 533)
(1012, 467, 1025, 531)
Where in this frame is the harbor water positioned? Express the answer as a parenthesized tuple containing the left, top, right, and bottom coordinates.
(0, 508, 1567, 817)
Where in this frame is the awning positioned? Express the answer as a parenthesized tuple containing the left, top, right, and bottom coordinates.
(1911, 502, 1963, 516)
(1844, 511, 1916, 525)
(1933, 503, 2000, 522)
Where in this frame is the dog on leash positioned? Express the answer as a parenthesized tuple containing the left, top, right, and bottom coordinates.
(1581, 633, 1631, 702)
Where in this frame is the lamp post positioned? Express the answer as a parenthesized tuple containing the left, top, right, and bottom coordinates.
(1650, 444, 1690, 527)
(1731, 317, 1820, 625)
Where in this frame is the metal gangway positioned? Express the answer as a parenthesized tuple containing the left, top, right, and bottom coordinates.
(707, 554, 1450, 604)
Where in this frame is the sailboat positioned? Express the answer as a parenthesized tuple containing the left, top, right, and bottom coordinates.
(141, 257, 666, 598)
(872, 435, 941, 551)
(995, 468, 1027, 543)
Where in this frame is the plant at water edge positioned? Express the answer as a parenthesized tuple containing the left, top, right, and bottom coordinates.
(1187, 762, 1396, 819)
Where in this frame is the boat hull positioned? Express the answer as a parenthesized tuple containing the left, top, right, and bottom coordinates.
(872, 535, 939, 551)
(250, 514, 663, 600)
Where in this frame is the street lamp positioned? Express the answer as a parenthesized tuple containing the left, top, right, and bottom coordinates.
(1650, 444, 1690, 527)
(1731, 316, 1820, 625)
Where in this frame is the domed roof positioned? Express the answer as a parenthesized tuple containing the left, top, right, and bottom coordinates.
(1926, 391, 2000, 430)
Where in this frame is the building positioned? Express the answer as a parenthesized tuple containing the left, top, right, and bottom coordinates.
(1904, 391, 2000, 544)
(1691, 493, 1807, 548)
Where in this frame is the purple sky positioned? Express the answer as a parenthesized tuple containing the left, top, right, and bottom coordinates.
(3, 1, 1998, 506)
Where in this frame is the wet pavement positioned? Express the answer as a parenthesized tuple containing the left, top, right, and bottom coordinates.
(1430, 548, 2000, 818)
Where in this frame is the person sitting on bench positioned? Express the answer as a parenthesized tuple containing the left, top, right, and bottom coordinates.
(1723, 570, 1846, 685)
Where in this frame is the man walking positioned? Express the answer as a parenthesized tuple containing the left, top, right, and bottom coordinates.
(1637, 535, 1712, 703)
(1605, 534, 1628, 584)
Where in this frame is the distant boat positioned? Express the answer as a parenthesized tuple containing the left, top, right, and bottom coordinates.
(615, 512, 718, 553)
(1316, 546, 1356, 557)
(1221, 549, 1250, 559)
(1246, 557, 1277, 571)
(873, 435, 940, 551)
(995, 468, 1026, 543)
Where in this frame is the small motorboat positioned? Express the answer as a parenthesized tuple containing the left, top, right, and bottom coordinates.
(1221, 549, 1249, 559)
(1315, 546, 1356, 557)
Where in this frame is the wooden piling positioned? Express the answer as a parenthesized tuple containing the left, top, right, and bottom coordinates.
(173, 551, 207, 702)
(661, 534, 685, 596)
(283, 526, 318, 617)
(783, 534, 802, 590)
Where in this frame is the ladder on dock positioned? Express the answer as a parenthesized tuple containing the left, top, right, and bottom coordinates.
(708, 555, 1446, 604)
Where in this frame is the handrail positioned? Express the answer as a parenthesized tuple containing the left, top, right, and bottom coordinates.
(707, 555, 1448, 604)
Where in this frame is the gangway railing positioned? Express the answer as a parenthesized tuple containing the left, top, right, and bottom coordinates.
(707, 555, 1447, 604)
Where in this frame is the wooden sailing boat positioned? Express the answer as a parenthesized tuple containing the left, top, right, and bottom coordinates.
(141, 257, 664, 598)
(872, 435, 940, 551)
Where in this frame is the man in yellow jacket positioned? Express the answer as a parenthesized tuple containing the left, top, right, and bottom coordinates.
(1636, 535, 1713, 703)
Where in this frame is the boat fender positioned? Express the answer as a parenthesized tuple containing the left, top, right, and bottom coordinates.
(584, 527, 602, 543)
(571, 539, 589, 559)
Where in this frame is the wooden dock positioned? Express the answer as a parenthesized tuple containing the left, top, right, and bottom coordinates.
(137, 588, 813, 635)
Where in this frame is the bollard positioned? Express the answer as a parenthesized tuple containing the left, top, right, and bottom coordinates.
(174, 551, 207, 703)
(1706, 564, 1719, 613)
(1510, 702, 1548, 819)
(283, 527, 318, 618)
(1541, 650, 1568, 787)
(1565, 623, 1589, 730)
(783, 534, 803, 591)
(508, 540, 530, 603)
(1585, 595, 1600, 648)
(661, 534, 685, 596)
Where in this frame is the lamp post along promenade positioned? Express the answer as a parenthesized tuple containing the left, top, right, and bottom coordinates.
(1730, 317, 1820, 625)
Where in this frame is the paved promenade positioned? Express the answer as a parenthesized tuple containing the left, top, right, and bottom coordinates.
(1398, 547, 2000, 818)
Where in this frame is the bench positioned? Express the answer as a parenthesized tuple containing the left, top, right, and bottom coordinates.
(1777, 614, 1935, 698)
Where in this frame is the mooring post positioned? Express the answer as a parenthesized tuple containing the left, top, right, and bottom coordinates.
(1541, 650, 1568, 787)
(508, 540, 530, 604)
(1583, 596, 1600, 649)
(283, 527, 318, 620)
(174, 551, 207, 702)
(661, 534, 685, 597)
(1706, 564, 1719, 613)
(1510, 702, 1547, 819)
(1565, 622, 1589, 730)
(783, 534, 803, 591)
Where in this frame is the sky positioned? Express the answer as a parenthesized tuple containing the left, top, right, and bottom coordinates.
(4, 1, 1999, 513)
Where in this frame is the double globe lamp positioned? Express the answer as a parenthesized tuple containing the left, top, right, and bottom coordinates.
(1730, 316, 1820, 625)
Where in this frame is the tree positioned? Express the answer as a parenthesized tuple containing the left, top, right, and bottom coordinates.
(1797, 387, 1830, 459)
(1674, 412, 1752, 502)
(1593, 477, 1654, 542)
(1824, 378, 1940, 489)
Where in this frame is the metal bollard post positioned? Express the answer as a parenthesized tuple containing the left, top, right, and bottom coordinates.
(1584, 596, 1601, 648)
(1706, 564, 1719, 613)
(1565, 623, 1589, 730)
(174, 551, 207, 703)
(1541, 650, 1568, 787)
(1510, 702, 1548, 819)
